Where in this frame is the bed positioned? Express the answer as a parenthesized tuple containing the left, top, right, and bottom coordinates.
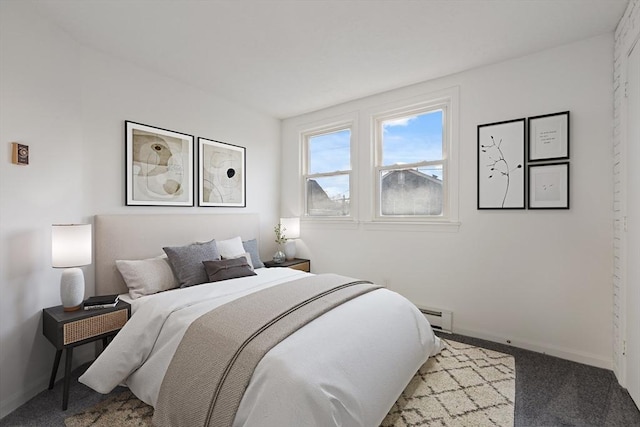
(79, 214, 441, 427)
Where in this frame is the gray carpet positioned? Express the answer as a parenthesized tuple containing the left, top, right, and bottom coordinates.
(1, 332, 639, 426)
(445, 333, 640, 426)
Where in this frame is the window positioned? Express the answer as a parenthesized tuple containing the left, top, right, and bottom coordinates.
(375, 103, 450, 220)
(303, 126, 352, 217)
(297, 87, 458, 228)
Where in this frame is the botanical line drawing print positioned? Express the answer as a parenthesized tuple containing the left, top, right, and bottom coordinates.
(477, 118, 525, 209)
(481, 135, 523, 208)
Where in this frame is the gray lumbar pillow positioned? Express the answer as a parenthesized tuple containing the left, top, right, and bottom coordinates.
(163, 239, 221, 287)
(242, 239, 265, 269)
(203, 258, 257, 283)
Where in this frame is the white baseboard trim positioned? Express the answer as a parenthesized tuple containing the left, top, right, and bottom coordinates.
(1, 346, 94, 420)
(454, 327, 613, 371)
(0, 375, 49, 420)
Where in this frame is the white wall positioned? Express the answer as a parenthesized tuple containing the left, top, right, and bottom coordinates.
(0, 1, 88, 418)
(282, 34, 614, 369)
(0, 2, 281, 418)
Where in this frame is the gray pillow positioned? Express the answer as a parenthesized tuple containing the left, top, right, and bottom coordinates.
(203, 258, 257, 283)
(242, 239, 265, 269)
(163, 240, 221, 287)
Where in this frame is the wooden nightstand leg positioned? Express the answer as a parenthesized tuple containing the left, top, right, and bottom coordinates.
(62, 347, 73, 410)
(48, 349, 62, 390)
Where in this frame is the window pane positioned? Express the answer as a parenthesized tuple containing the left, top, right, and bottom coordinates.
(306, 175, 350, 216)
(380, 166, 443, 216)
(381, 110, 442, 166)
(309, 129, 351, 174)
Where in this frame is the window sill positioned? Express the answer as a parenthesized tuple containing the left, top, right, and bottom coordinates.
(301, 218, 359, 230)
(361, 220, 461, 232)
(301, 218, 461, 232)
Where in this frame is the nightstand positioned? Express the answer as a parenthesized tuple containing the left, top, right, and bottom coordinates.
(42, 300, 131, 410)
(263, 258, 311, 272)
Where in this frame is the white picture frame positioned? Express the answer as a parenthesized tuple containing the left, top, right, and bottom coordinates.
(528, 162, 570, 209)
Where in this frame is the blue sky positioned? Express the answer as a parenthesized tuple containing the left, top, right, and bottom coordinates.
(308, 129, 351, 174)
(309, 110, 443, 199)
(382, 110, 442, 165)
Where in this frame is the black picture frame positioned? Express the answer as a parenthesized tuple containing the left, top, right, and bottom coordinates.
(527, 111, 570, 162)
(198, 137, 246, 207)
(125, 121, 194, 207)
(477, 118, 526, 209)
(528, 162, 570, 209)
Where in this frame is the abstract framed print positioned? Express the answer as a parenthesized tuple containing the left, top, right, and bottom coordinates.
(125, 121, 194, 206)
(198, 138, 246, 207)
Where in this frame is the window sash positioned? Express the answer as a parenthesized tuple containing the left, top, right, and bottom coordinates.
(380, 109, 444, 167)
(374, 103, 449, 220)
(376, 161, 447, 218)
(304, 172, 351, 217)
(303, 124, 353, 218)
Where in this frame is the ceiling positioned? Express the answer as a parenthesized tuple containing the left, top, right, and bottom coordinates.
(35, 0, 628, 119)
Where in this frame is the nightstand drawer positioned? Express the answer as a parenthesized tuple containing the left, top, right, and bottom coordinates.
(263, 258, 311, 272)
(288, 260, 310, 272)
(63, 309, 128, 345)
(43, 301, 131, 349)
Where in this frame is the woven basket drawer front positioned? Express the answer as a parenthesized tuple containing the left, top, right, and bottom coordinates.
(63, 309, 128, 345)
(288, 261, 310, 272)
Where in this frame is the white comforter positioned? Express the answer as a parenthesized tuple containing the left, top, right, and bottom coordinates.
(80, 268, 441, 426)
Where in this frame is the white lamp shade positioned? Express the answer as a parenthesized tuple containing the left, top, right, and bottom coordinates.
(280, 217, 300, 239)
(52, 224, 92, 267)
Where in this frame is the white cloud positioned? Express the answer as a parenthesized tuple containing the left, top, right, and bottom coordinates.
(383, 115, 417, 128)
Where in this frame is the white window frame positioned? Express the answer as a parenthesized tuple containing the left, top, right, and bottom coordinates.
(301, 120, 356, 221)
(370, 88, 459, 227)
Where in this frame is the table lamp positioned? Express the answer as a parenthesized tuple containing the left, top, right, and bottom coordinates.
(280, 217, 300, 260)
(52, 224, 92, 312)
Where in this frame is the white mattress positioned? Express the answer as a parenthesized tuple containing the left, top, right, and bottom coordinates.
(80, 268, 441, 426)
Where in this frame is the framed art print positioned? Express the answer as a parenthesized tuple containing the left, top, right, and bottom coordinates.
(11, 142, 29, 165)
(528, 162, 569, 209)
(125, 121, 194, 206)
(528, 111, 569, 162)
(198, 137, 246, 207)
(477, 118, 526, 209)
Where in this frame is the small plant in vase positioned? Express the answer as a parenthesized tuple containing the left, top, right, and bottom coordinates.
(273, 223, 287, 263)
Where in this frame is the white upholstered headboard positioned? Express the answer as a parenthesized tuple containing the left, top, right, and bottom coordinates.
(95, 214, 260, 295)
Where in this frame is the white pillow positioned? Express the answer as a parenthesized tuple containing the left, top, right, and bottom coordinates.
(216, 236, 245, 258)
(116, 255, 178, 299)
(222, 252, 255, 270)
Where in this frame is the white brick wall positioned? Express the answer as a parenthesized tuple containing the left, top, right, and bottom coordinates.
(613, 0, 639, 382)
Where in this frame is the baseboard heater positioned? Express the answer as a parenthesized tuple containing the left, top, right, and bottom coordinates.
(417, 306, 453, 334)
